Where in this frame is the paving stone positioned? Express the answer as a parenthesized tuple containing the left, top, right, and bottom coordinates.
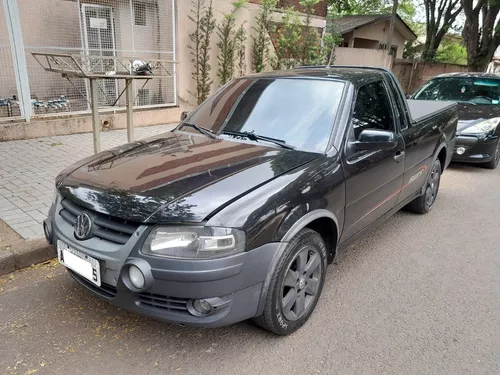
(0, 124, 175, 239)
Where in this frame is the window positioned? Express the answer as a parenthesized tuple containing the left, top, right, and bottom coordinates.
(351, 81, 395, 140)
(183, 78, 345, 153)
(133, 2, 147, 26)
(413, 77, 500, 105)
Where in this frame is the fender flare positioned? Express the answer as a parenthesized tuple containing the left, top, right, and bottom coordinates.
(420, 142, 447, 195)
(281, 209, 340, 243)
(256, 209, 340, 316)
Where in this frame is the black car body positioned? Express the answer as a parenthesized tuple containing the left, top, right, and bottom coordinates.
(44, 67, 458, 335)
(412, 73, 500, 169)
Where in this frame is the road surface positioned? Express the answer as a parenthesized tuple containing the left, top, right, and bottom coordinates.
(1, 163, 499, 375)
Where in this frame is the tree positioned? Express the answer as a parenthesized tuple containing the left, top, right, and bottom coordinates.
(421, 0, 463, 60)
(199, 1, 216, 103)
(462, 0, 500, 72)
(329, 0, 415, 21)
(435, 36, 467, 65)
(251, 0, 277, 72)
(216, 1, 248, 85)
(299, 0, 322, 65)
(273, 7, 303, 69)
(235, 23, 248, 76)
(188, 0, 216, 104)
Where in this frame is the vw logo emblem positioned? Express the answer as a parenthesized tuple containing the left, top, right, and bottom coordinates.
(74, 213, 92, 241)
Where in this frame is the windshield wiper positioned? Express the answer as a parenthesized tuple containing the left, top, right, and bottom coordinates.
(181, 122, 218, 139)
(222, 130, 296, 150)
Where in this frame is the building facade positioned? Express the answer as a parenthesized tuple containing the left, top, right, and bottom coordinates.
(0, 0, 327, 139)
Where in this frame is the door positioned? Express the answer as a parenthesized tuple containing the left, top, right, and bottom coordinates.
(82, 4, 117, 105)
(340, 80, 405, 242)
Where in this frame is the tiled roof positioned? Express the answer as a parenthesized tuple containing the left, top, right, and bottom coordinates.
(330, 14, 417, 40)
(333, 15, 391, 34)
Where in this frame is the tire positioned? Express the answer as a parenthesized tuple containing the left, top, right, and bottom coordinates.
(482, 140, 500, 169)
(406, 158, 442, 214)
(253, 228, 327, 335)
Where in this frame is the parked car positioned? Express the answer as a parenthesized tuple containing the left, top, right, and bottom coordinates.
(412, 73, 500, 169)
(44, 66, 457, 335)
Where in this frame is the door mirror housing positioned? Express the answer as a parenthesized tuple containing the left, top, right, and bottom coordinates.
(353, 129, 398, 151)
(180, 111, 190, 121)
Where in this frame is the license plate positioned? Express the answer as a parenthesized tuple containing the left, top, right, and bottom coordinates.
(57, 240, 101, 287)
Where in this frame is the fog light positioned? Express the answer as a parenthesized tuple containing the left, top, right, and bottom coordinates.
(128, 265, 145, 289)
(192, 299, 212, 315)
(457, 147, 466, 155)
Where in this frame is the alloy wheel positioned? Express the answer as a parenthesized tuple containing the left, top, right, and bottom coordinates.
(280, 246, 322, 321)
(425, 162, 441, 207)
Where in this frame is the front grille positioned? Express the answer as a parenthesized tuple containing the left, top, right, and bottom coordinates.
(59, 198, 139, 245)
(138, 292, 190, 314)
(68, 269, 117, 299)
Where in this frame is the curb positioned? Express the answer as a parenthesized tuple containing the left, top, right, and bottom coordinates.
(0, 238, 56, 276)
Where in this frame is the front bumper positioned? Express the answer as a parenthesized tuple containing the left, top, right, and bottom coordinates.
(452, 134, 499, 163)
(45, 199, 281, 328)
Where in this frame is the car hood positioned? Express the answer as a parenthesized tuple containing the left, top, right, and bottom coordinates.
(58, 132, 319, 223)
(457, 103, 500, 132)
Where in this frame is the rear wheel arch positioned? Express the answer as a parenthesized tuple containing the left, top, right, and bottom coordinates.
(437, 146, 447, 173)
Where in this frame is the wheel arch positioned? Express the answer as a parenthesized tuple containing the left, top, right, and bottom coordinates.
(256, 209, 339, 317)
(281, 209, 339, 264)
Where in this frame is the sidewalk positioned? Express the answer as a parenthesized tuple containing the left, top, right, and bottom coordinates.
(0, 124, 175, 240)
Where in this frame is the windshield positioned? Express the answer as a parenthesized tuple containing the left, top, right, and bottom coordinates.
(180, 78, 345, 153)
(413, 77, 500, 105)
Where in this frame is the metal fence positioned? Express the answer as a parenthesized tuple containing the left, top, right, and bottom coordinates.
(1, 0, 176, 120)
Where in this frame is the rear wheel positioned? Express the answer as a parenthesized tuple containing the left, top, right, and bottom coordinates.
(253, 229, 327, 335)
(406, 158, 441, 214)
(482, 140, 500, 169)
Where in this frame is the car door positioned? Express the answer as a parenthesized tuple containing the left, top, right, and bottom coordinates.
(340, 79, 405, 242)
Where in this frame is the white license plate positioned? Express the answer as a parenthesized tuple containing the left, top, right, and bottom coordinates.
(57, 240, 101, 287)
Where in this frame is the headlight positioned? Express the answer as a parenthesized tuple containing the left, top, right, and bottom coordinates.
(462, 118, 500, 134)
(142, 227, 246, 259)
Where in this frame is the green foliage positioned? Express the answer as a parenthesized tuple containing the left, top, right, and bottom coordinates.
(188, 0, 204, 104)
(322, 32, 344, 65)
(435, 37, 467, 65)
(251, 0, 277, 72)
(216, 1, 247, 85)
(299, 0, 322, 65)
(328, 0, 417, 28)
(235, 23, 248, 77)
(199, 1, 216, 103)
(188, 0, 216, 105)
(273, 8, 302, 69)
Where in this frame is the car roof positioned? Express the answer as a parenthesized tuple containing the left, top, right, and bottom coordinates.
(241, 66, 387, 85)
(433, 72, 500, 79)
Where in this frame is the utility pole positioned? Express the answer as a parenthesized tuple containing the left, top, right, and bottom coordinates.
(386, 0, 398, 56)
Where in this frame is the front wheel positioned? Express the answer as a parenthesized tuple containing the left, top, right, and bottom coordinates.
(482, 140, 500, 169)
(253, 228, 327, 335)
(406, 158, 441, 214)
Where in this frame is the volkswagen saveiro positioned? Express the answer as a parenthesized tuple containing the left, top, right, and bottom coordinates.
(44, 67, 457, 335)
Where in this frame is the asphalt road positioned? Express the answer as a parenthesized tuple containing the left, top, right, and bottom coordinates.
(1, 163, 499, 375)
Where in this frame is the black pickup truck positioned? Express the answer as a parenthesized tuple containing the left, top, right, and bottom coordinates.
(44, 67, 457, 335)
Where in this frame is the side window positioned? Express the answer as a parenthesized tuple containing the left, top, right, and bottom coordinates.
(351, 81, 395, 140)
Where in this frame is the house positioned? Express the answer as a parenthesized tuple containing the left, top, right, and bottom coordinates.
(1, 0, 328, 140)
(332, 14, 417, 59)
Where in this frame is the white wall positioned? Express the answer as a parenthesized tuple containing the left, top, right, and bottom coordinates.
(334, 47, 392, 68)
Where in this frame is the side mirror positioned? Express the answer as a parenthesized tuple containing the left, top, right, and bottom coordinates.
(353, 129, 398, 151)
(180, 111, 190, 121)
(406, 93, 411, 99)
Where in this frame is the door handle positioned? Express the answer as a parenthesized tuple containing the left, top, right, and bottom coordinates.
(394, 151, 405, 163)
